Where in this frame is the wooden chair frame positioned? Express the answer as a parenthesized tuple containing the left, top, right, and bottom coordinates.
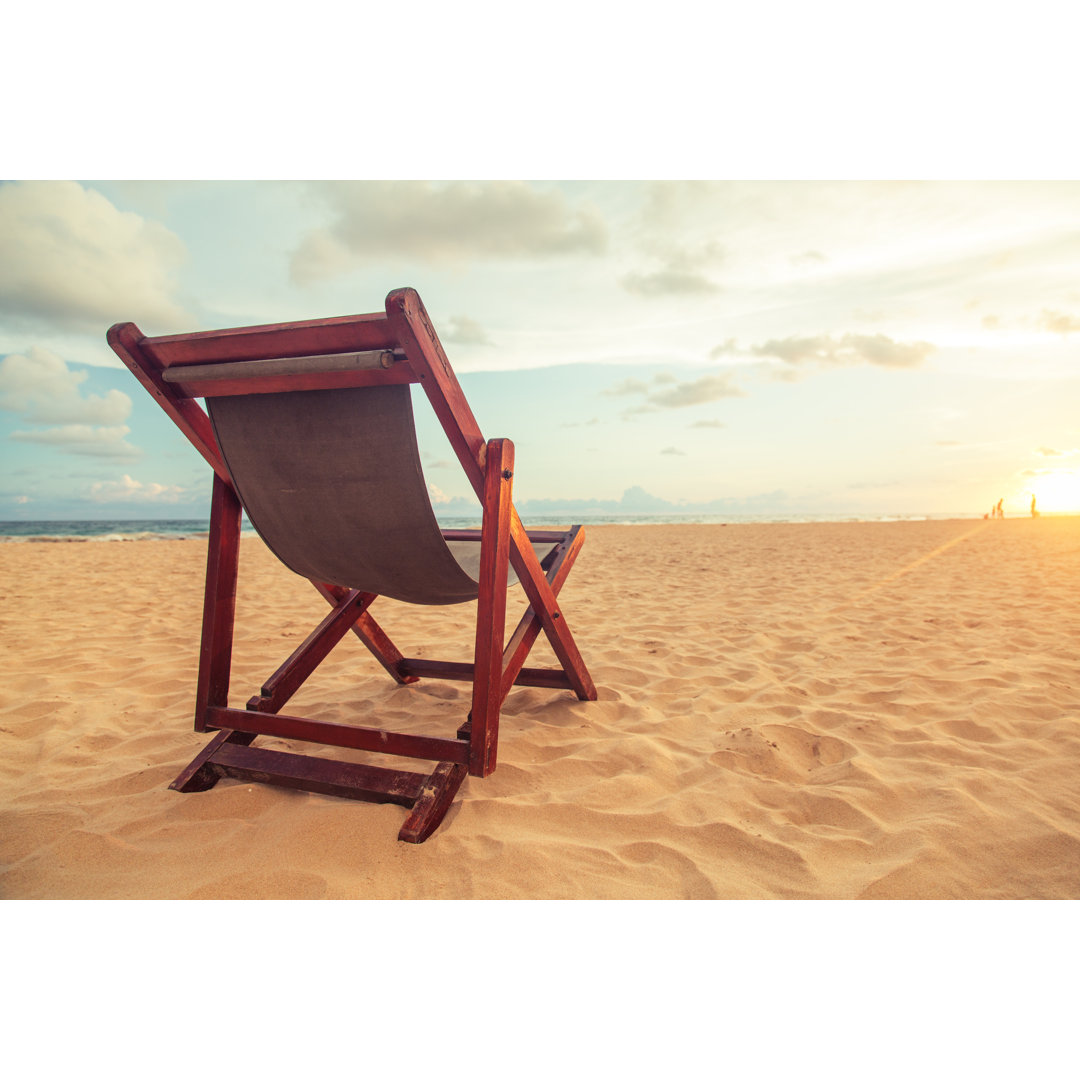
(107, 288, 596, 842)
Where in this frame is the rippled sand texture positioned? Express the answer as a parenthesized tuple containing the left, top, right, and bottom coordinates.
(2, 517, 1078, 899)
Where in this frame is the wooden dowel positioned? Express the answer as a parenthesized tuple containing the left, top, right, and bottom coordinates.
(161, 349, 401, 382)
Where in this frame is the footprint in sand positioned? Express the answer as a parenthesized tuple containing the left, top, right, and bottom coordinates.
(709, 724, 855, 782)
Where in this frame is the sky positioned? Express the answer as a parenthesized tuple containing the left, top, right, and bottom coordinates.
(4, 1, 1078, 523)
(2, 178, 1078, 521)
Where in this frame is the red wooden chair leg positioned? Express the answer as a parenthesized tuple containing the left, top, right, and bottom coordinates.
(170, 728, 256, 792)
(469, 439, 514, 777)
(509, 510, 597, 703)
(398, 763, 468, 843)
(499, 524, 586, 703)
(194, 474, 243, 732)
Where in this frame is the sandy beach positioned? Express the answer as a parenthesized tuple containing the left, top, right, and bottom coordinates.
(2, 516, 1078, 900)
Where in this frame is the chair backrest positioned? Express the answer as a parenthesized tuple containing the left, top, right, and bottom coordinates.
(207, 383, 482, 604)
(107, 289, 506, 606)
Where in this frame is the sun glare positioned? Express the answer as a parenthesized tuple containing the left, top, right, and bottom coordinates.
(1027, 470, 1080, 514)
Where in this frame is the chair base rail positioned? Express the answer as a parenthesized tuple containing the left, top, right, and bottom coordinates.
(170, 729, 467, 843)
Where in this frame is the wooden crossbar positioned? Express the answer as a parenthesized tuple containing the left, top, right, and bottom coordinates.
(205, 706, 471, 765)
(247, 589, 376, 714)
(399, 658, 575, 690)
(142, 311, 397, 365)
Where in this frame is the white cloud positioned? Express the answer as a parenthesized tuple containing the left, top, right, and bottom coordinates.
(291, 181, 607, 282)
(1038, 309, 1080, 335)
(708, 338, 740, 360)
(621, 265, 719, 296)
(621, 232, 725, 297)
(751, 332, 935, 371)
(634, 181, 722, 231)
(443, 315, 493, 346)
(0, 347, 132, 424)
(648, 373, 744, 408)
(2, 347, 140, 460)
(609, 371, 745, 416)
(427, 483, 451, 505)
(0, 180, 188, 331)
(89, 474, 185, 502)
(12, 424, 142, 460)
(604, 377, 651, 397)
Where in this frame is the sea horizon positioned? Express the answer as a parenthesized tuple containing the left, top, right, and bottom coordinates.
(1, 510, 1068, 542)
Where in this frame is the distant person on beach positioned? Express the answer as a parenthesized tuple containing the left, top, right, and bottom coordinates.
(1031, 494, 1039, 518)
(996, 499, 1004, 519)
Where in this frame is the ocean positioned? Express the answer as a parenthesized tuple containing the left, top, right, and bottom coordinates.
(0, 511, 992, 542)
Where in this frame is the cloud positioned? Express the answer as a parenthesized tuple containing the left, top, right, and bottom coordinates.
(427, 483, 451, 505)
(660, 446, 686, 456)
(291, 181, 607, 282)
(1036, 445, 1079, 458)
(848, 479, 902, 491)
(443, 315, 493, 346)
(1020, 466, 1077, 479)
(604, 377, 651, 398)
(0, 180, 187, 331)
(1038, 309, 1080, 335)
(633, 182, 734, 234)
(708, 338, 740, 360)
(621, 266, 719, 296)
(12, 424, 142, 460)
(751, 332, 935, 371)
(608, 371, 744, 414)
(89, 474, 185, 502)
(649, 374, 744, 408)
(1, 347, 140, 460)
(0, 347, 132, 424)
(691, 419, 725, 429)
(621, 238, 725, 297)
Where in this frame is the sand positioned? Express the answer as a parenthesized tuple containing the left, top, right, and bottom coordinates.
(2, 516, 1078, 899)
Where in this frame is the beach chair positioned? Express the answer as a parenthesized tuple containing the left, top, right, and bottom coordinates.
(107, 288, 596, 842)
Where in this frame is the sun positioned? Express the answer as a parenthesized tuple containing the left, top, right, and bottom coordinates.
(1027, 469, 1080, 514)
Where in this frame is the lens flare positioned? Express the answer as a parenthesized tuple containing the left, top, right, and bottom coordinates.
(1026, 470, 1080, 513)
